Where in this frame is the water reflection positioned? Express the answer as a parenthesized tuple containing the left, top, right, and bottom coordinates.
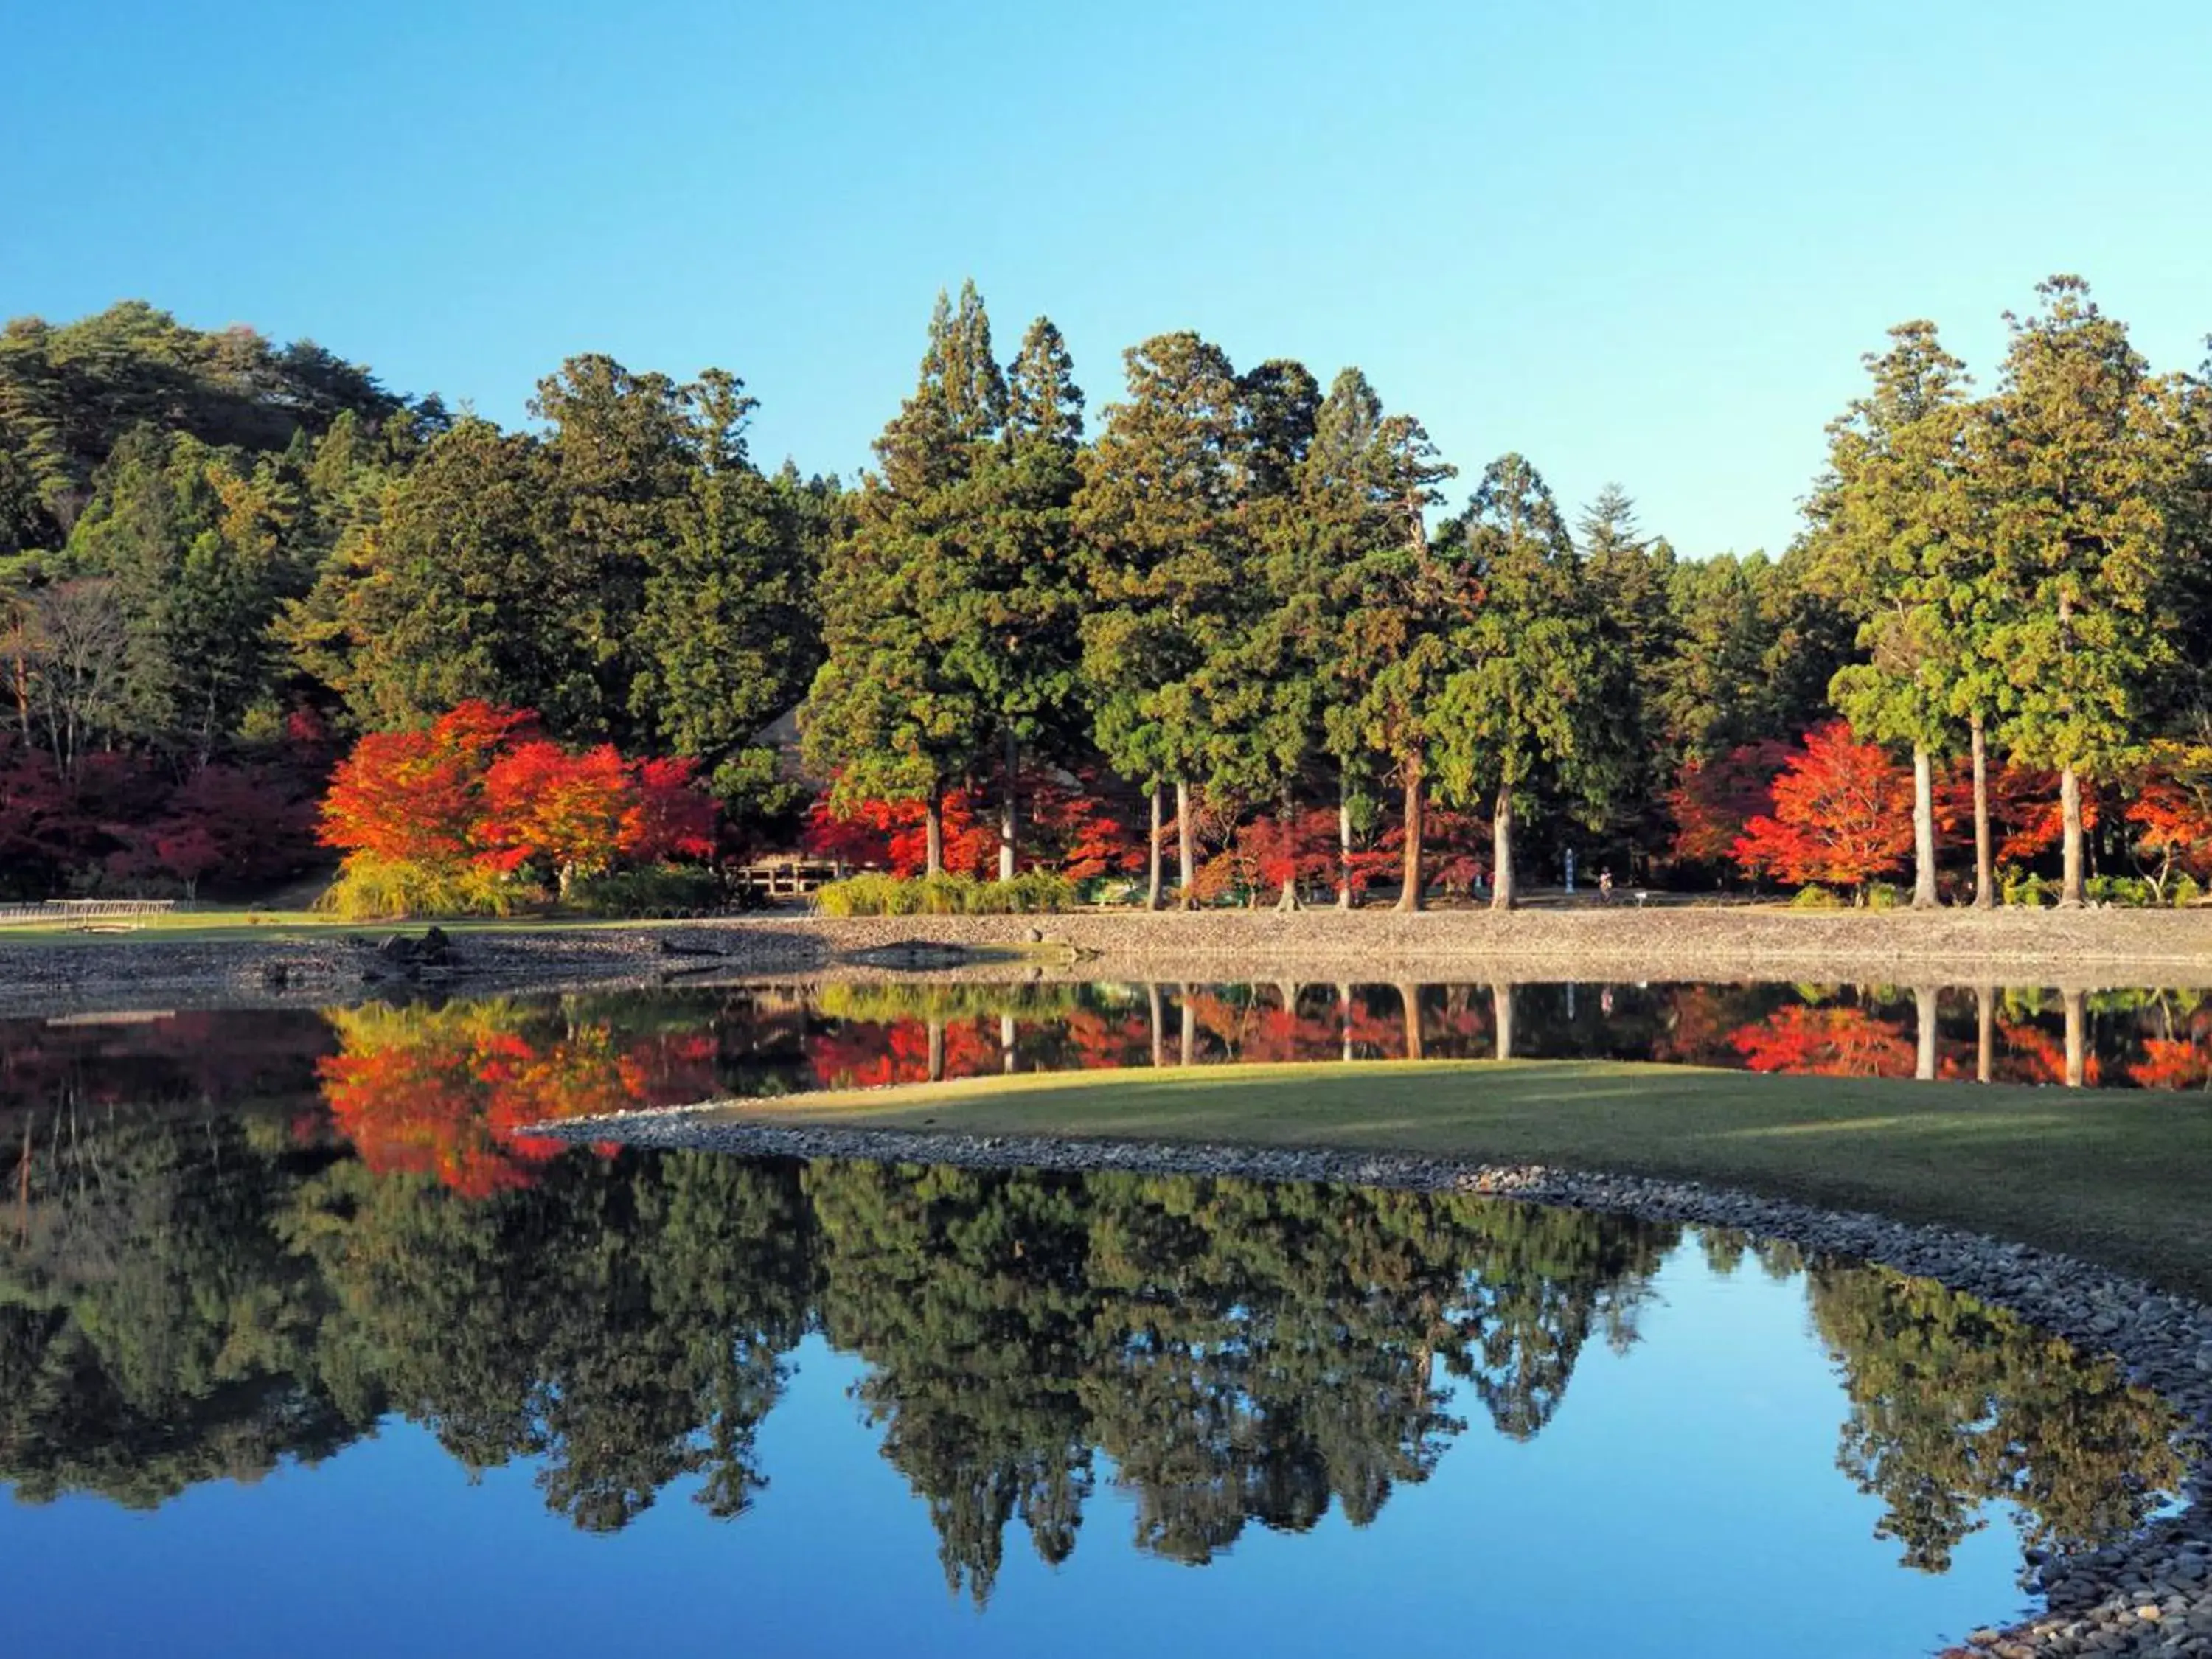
(0, 982, 2205, 1177)
(0, 1088, 2187, 1605)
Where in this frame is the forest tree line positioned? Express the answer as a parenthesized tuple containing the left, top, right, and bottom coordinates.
(3, 280, 2208, 908)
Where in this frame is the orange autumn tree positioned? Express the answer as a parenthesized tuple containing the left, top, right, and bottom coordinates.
(319, 702, 716, 917)
(2124, 741, 2212, 898)
(1732, 723, 1913, 900)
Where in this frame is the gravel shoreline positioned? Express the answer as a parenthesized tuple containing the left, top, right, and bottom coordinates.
(2, 905, 2210, 1018)
(535, 1107, 2212, 1658)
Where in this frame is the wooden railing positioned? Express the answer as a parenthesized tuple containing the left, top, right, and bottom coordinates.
(729, 860, 847, 899)
(0, 899, 181, 928)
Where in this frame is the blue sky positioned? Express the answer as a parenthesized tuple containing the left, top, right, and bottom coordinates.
(4, 0, 2207, 556)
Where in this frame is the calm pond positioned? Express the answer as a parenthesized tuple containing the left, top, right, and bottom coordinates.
(0, 982, 2200, 1656)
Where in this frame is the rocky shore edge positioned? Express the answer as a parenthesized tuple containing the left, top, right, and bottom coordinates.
(531, 1108, 2212, 1658)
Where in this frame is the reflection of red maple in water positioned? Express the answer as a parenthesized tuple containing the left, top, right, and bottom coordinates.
(1730, 1005, 1917, 1077)
(2129, 1037, 2211, 1091)
(1653, 987, 1764, 1068)
(1994, 1021, 2102, 1089)
(807, 1020, 1001, 1090)
(319, 1007, 718, 1197)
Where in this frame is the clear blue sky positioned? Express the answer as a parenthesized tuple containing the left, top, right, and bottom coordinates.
(4, 0, 2207, 556)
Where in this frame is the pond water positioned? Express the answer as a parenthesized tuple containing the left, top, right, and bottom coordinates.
(3, 981, 2204, 1152)
(0, 984, 2199, 1655)
(0, 1118, 2186, 1659)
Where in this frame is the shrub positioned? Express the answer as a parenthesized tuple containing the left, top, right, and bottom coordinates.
(2171, 873, 2204, 908)
(317, 855, 535, 921)
(1864, 882, 1903, 911)
(2002, 869, 2050, 908)
(565, 865, 726, 918)
(813, 871, 1076, 917)
(2085, 875, 2157, 908)
(1789, 884, 1843, 910)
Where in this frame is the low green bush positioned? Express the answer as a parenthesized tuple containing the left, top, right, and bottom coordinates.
(1789, 884, 1843, 909)
(317, 855, 534, 921)
(2085, 875, 2158, 908)
(566, 865, 725, 918)
(814, 871, 1077, 917)
(2170, 873, 2204, 908)
(1863, 882, 1903, 911)
(2002, 869, 2050, 908)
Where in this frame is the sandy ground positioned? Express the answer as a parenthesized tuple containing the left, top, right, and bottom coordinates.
(0, 905, 2208, 1017)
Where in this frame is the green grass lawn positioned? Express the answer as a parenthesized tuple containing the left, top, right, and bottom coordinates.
(732, 1060, 2212, 1299)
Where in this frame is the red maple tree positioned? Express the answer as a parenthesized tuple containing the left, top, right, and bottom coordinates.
(2124, 742, 2212, 889)
(319, 703, 716, 900)
(320, 700, 535, 867)
(1669, 740, 1792, 866)
(1732, 723, 1913, 895)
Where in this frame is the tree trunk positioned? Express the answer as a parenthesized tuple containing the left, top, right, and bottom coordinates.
(1911, 745, 1938, 909)
(924, 787, 945, 877)
(2059, 766, 2085, 908)
(1276, 787, 1301, 910)
(1399, 983, 1424, 1060)
(1976, 984, 1994, 1085)
(1338, 785, 1356, 909)
(1146, 784, 1164, 911)
(1179, 985, 1195, 1067)
(1148, 983, 1166, 1068)
(1175, 779, 1197, 911)
(1000, 1012, 1017, 1074)
(2063, 989, 2087, 1088)
(927, 1018, 945, 1084)
(1494, 981, 1515, 1062)
(1338, 983, 1354, 1062)
(1397, 749, 1425, 913)
(1490, 789, 1516, 911)
(998, 728, 1018, 882)
(1970, 718, 1994, 909)
(1914, 986, 1937, 1081)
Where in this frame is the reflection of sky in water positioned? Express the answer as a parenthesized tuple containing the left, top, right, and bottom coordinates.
(0, 1239, 2090, 1659)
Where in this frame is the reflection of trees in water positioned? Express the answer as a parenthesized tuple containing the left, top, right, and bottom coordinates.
(0, 1105, 2189, 1606)
(1805, 1264, 2185, 1573)
(0, 1110, 368, 1509)
(806, 1164, 1675, 1598)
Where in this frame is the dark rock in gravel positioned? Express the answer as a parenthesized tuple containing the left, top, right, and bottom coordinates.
(844, 940, 973, 970)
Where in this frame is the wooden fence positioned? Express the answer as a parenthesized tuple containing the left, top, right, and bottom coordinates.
(729, 860, 846, 900)
(0, 900, 181, 928)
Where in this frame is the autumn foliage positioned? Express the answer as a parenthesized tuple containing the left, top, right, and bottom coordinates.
(319, 701, 715, 913)
(0, 730, 324, 900)
(1669, 740, 1791, 867)
(802, 769, 1144, 881)
(1731, 723, 1913, 894)
(319, 1001, 720, 1196)
(2124, 742, 2212, 890)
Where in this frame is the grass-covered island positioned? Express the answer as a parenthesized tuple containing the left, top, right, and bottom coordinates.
(700, 1059, 2212, 1301)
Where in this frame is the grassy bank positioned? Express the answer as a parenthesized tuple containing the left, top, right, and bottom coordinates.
(729, 1060, 2212, 1300)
